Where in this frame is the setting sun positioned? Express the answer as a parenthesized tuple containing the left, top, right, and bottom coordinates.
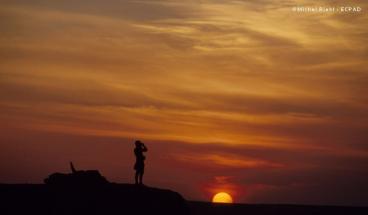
(212, 192, 233, 203)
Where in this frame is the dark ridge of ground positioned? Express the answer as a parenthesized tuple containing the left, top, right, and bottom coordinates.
(1, 184, 367, 215)
(0, 184, 189, 215)
(188, 201, 368, 215)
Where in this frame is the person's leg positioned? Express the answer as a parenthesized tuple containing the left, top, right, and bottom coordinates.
(139, 168, 144, 185)
(135, 171, 139, 185)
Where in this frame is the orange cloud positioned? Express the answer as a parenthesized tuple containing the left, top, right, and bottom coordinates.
(173, 153, 284, 168)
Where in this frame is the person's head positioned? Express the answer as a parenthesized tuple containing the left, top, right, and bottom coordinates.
(135, 140, 143, 148)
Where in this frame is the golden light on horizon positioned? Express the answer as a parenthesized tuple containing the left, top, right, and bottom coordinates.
(212, 192, 233, 204)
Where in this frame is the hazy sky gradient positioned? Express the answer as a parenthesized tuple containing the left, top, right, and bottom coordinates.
(1, 0, 368, 206)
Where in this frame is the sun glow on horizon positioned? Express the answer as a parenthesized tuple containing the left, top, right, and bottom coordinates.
(212, 192, 233, 204)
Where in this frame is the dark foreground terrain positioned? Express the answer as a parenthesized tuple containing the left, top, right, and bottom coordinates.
(1, 184, 367, 215)
(189, 201, 368, 215)
(0, 184, 189, 215)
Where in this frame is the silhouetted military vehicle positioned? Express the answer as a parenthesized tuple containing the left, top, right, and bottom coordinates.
(44, 162, 109, 185)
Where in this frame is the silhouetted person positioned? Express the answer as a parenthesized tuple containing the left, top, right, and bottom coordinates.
(134, 140, 148, 185)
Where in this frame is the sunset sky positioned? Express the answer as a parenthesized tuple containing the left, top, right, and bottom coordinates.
(1, 0, 368, 206)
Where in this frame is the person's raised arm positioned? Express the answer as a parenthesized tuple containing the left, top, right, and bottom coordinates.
(142, 144, 148, 152)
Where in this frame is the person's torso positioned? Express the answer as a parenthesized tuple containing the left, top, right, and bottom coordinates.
(134, 148, 145, 161)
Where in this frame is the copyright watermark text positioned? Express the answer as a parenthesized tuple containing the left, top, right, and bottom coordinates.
(292, 6, 362, 13)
